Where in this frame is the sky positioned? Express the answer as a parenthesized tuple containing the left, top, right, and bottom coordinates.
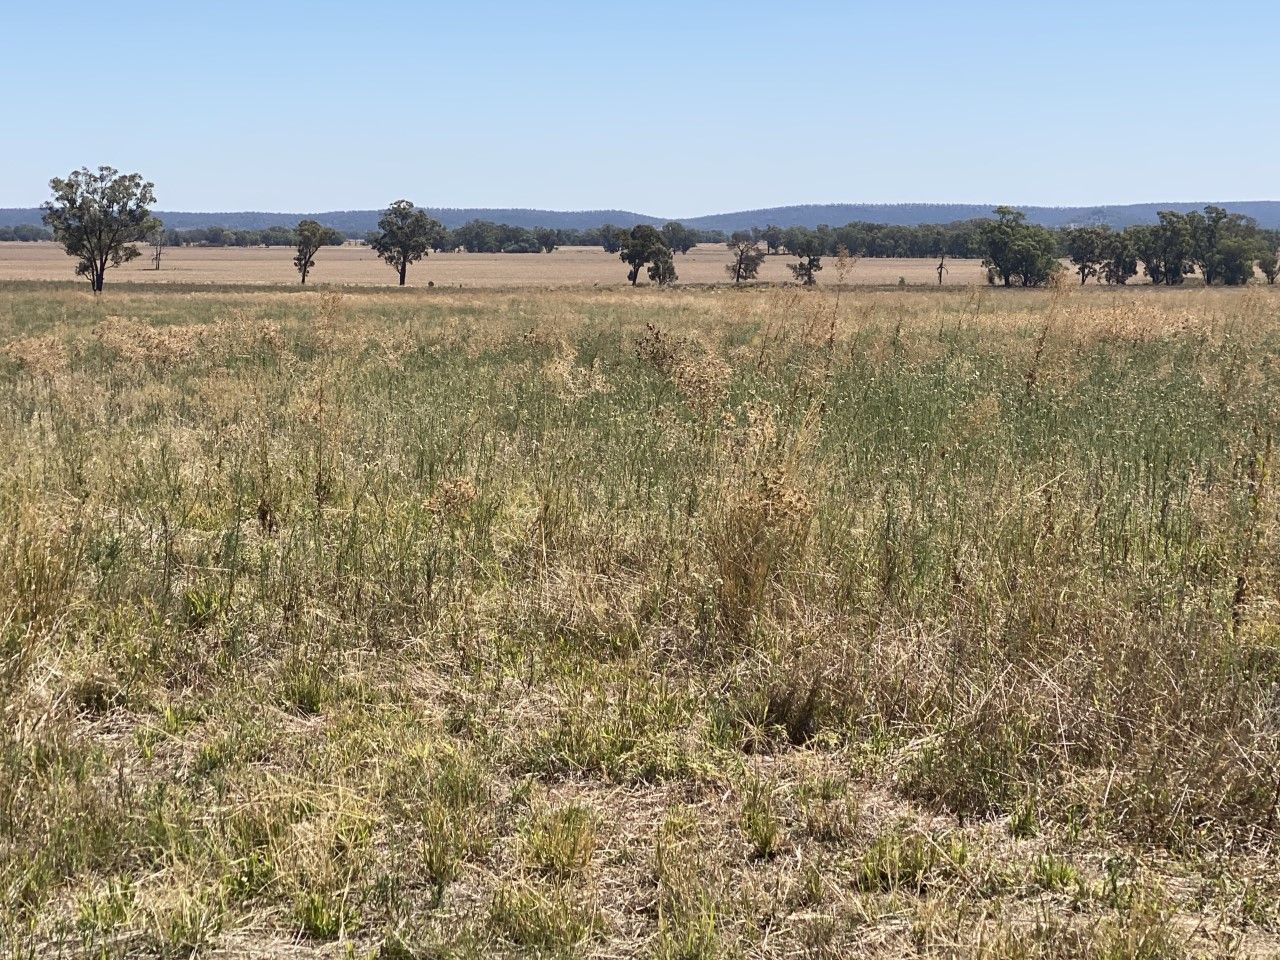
(2, 0, 1276, 215)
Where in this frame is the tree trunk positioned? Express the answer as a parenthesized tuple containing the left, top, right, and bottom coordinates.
(399, 261, 407, 286)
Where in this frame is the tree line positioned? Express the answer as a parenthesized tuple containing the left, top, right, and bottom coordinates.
(159, 219, 729, 254)
(1062, 208, 1279, 286)
(157, 219, 992, 260)
(151, 211, 1280, 288)
(0, 224, 53, 242)
(164, 225, 322, 248)
(766, 207, 1280, 288)
(35, 167, 1280, 290)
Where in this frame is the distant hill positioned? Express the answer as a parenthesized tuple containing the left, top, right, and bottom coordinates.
(681, 202, 1280, 231)
(4, 202, 1280, 234)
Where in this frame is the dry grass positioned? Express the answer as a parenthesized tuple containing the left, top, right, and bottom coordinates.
(0, 241, 991, 288)
(2, 281, 1280, 959)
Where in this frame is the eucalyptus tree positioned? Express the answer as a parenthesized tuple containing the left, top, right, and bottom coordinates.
(980, 207, 1059, 287)
(368, 200, 446, 285)
(1063, 225, 1110, 284)
(725, 232, 765, 283)
(661, 221, 699, 255)
(41, 166, 158, 291)
(784, 227, 824, 285)
(294, 219, 344, 284)
(619, 225, 673, 285)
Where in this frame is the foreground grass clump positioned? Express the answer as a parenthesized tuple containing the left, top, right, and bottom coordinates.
(2, 282, 1279, 958)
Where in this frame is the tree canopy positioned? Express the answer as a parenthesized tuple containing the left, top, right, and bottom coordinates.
(41, 166, 158, 291)
(619, 226, 675, 285)
(368, 200, 446, 286)
(1187, 206, 1261, 287)
(1130, 213, 1194, 285)
(1056, 208, 1272, 287)
(757, 225, 785, 255)
(784, 227, 825, 285)
(980, 207, 1061, 287)
(0, 224, 53, 242)
(1063, 226, 1110, 284)
(535, 228, 559, 254)
(648, 249, 677, 286)
(294, 220, 344, 284)
(725, 232, 766, 283)
(1258, 242, 1279, 285)
(661, 221, 700, 255)
(1099, 229, 1139, 285)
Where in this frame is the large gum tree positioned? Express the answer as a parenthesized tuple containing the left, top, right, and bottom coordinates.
(368, 200, 446, 286)
(42, 166, 157, 292)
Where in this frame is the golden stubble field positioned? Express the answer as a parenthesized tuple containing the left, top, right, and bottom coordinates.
(0, 240, 990, 287)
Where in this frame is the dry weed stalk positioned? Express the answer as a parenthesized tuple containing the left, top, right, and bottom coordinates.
(706, 403, 821, 645)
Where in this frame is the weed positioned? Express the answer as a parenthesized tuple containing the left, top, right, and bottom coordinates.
(523, 803, 598, 882)
(488, 880, 597, 951)
(739, 775, 782, 859)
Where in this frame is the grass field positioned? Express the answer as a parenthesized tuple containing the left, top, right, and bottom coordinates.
(0, 241, 990, 288)
(2, 282, 1280, 958)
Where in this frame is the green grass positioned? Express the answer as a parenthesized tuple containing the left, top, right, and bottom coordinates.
(1, 282, 1278, 957)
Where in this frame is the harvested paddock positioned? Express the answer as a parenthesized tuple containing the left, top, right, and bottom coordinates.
(0, 240, 990, 288)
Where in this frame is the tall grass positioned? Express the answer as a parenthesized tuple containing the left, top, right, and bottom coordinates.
(1, 283, 1278, 958)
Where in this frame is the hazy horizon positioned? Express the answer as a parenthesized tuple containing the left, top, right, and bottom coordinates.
(5, 199, 1280, 219)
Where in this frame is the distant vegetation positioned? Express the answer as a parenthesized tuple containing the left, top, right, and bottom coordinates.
(0, 224, 52, 241)
(164, 224, 312, 248)
(143, 214, 1280, 290)
(1067, 208, 1280, 287)
(27, 166, 1280, 289)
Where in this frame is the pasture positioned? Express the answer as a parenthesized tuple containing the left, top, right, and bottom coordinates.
(2, 282, 1279, 958)
(0, 241, 990, 288)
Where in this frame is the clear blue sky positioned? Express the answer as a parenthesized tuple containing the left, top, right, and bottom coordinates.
(2, 0, 1275, 214)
